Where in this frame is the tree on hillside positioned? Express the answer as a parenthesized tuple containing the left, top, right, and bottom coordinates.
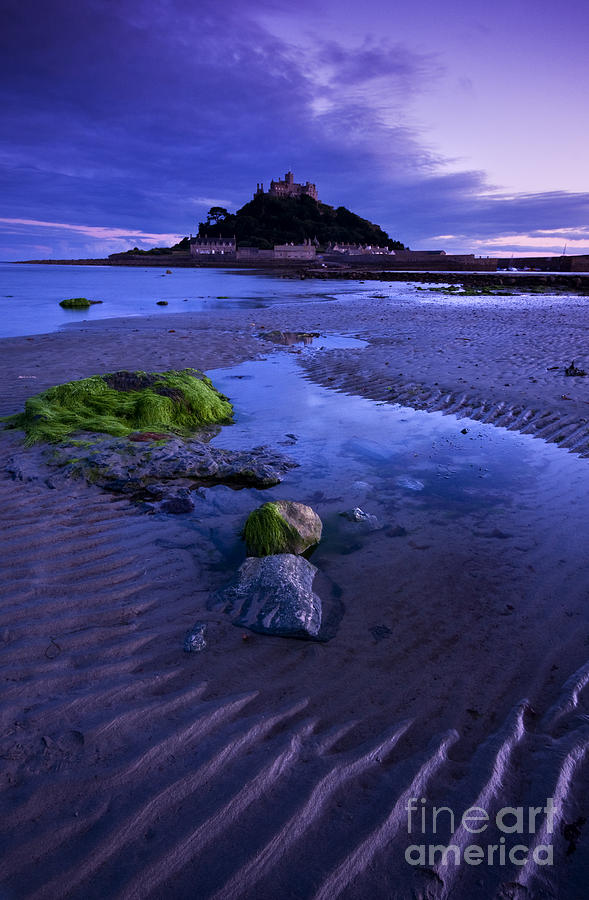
(198, 195, 407, 250)
(206, 206, 229, 225)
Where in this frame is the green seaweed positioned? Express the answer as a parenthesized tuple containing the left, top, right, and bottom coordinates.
(242, 502, 301, 557)
(59, 297, 92, 309)
(415, 284, 514, 297)
(2, 368, 233, 445)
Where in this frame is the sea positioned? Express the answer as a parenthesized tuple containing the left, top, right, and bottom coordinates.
(2, 262, 586, 340)
(0, 262, 380, 338)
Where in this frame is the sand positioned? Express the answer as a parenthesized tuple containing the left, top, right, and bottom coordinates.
(1, 289, 589, 899)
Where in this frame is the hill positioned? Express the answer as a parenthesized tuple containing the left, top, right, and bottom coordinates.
(196, 193, 406, 251)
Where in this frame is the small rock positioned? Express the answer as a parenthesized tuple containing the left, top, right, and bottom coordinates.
(564, 361, 587, 377)
(278, 432, 299, 446)
(183, 622, 207, 652)
(369, 624, 393, 642)
(340, 507, 379, 529)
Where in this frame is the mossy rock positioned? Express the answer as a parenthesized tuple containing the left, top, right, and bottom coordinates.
(59, 297, 102, 309)
(243, 500, 322, 557)
(2, 368, 233, 445)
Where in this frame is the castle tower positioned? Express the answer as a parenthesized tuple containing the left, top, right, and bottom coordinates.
(265, 171, 319, 202)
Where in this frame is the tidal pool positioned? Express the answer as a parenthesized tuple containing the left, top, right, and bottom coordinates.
(170, 334, 589, 620)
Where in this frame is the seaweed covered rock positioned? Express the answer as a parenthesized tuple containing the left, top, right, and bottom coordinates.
(3, 369, 233, 445)
(220, 554, 322, 639)
(243, 500, 322, 556)
(59, 297, 102, 309)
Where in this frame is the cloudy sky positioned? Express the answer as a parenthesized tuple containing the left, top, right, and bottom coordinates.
(2, 0, 588, 259)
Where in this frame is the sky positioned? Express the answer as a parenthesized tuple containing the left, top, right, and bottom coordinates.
(1, 0, 588, 259)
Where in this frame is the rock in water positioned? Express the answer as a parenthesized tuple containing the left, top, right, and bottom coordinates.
(45, 436, 297, 502)
(242, 500, 322, 556)
(564, 360, 587, 377)
(221, 554, 321, 639)
(273, 500, 322, 552)
(340, 507, 379, 529)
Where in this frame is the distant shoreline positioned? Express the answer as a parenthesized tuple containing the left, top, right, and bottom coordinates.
(11, 256, 589, 294)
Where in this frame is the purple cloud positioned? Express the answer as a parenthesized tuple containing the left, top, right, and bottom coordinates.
(1, 0, 588, 258)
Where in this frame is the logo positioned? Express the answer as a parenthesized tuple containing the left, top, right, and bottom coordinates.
(404, 798, 556, 867)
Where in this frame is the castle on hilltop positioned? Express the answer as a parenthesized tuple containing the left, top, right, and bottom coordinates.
(255, 171, 318, 202)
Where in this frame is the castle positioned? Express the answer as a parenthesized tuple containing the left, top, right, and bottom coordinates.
(255, 171, 318, 202)
(188, 171, 395, 262)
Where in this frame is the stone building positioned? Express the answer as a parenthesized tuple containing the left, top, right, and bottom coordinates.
(254, 171, 318, 202)
(235, 247, 275, 261)
(327, 242, 392, 255)
(234, 241, 316, 262)
(392, 250, 446, 259)
(273, 239, 316, 260)
(189, 237, 236, 256)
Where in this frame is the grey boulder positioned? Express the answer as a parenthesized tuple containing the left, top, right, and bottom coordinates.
(274, 500, 323, 554)
(45, 435, 297, 502)
(220, 553, 321, 639)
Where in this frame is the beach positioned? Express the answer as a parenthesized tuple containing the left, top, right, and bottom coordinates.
(1, 284, 589, 898)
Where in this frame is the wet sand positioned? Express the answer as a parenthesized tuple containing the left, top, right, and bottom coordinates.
(1, 289, 589, 899)
(2, 290, 588, 454)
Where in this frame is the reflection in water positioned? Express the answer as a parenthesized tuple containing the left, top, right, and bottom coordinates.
(0, 263, 366, 337)
(175, 342, 589, 597)
(258, 330, 321, 346)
